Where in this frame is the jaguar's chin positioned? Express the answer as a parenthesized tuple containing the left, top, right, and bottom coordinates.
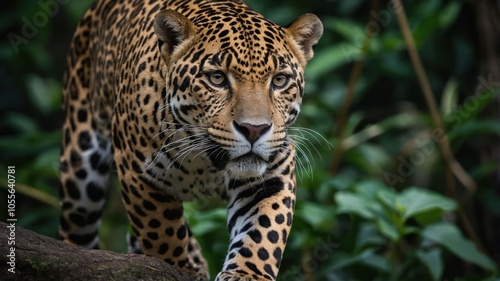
(205, 140, 269, 178)
(226, 154, 268, 178)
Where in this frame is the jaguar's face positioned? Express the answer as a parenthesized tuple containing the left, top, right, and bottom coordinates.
(155, 8, 323, 178)
(196, 50, 302, 179)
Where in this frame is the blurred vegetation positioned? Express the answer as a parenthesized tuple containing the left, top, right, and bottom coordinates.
(1, 0, 499, 280)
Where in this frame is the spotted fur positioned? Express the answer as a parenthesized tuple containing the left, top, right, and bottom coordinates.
(58, 0, 322, 280)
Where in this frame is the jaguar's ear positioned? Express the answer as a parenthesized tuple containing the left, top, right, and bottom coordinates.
(286, 14, 323, 64)
(154, 10, 196, 62)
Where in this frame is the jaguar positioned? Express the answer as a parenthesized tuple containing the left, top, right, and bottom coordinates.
(58, 0, 322, 280)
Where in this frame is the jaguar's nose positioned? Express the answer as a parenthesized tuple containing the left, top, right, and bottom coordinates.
(233, 121, 271, 144)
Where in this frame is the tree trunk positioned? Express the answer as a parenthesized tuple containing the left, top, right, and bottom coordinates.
(0, 222, 194, 281)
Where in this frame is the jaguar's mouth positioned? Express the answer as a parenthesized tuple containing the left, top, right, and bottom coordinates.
(226, 153, 269, 178)
(205, 140, 268, 177)
(233, 152, 267, 163)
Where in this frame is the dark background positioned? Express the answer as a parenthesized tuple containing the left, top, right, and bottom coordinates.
(1, 0, 499, 280)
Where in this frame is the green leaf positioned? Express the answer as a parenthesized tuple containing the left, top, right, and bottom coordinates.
(375, 218, 399, 242)
(412, 13, 439, 46)
(341, 112, 365, 138)
(448, 119, 500, 142)
(381, 35, 405, 52)
(33, 146, 60, 174)
(296, 202, 335, 230)
(25, 75, 52, 114)
(470, 162, 500, 183)
(356, 223, 385, 250)
(188, 208, 227, 235)
(322, 174, 354, 191)
(341, 112, 424, 151)
(190, 220, 223, 236)
(437, 2, 462, 29)
(359, 249, 390, 272)
(347, 143, 392, 175)
(326, 18, 363, 43)
(441, 78, 459, 116)
(306, 44, 361, 78)
(354, 180, 390, 200)
(417, 248, 443, 281)
(331, 249, 390, 272)
(397, 187, 457, 222)
(335, 192, 382, 220)
(445, 90, 499, 131)
(330, 252, 365, 270)
(422, 223, 496, 271)
(376, 188, 398, 213)
(2, 112, 39, 134)
(0, 130, 61, 158)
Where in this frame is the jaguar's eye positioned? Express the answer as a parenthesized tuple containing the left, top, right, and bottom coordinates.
(208, 71, 227, 87)
(272, 74, 289, 89)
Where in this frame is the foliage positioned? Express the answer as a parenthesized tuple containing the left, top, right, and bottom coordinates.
(1, 0, 499, 280)
(332, 182, 494, 280)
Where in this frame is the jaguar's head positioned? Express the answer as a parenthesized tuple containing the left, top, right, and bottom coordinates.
(154, 4, 323, 179)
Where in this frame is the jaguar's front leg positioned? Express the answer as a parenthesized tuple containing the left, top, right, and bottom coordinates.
(114, 148, 209, 280)
(216, 175, 296, 281)
(120, 182, 209, 280)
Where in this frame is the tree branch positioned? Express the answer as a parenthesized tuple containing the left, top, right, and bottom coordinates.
(328, 0, 380, 175)
(0, 222, 194, 281)
(390, 0, 477, 195)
